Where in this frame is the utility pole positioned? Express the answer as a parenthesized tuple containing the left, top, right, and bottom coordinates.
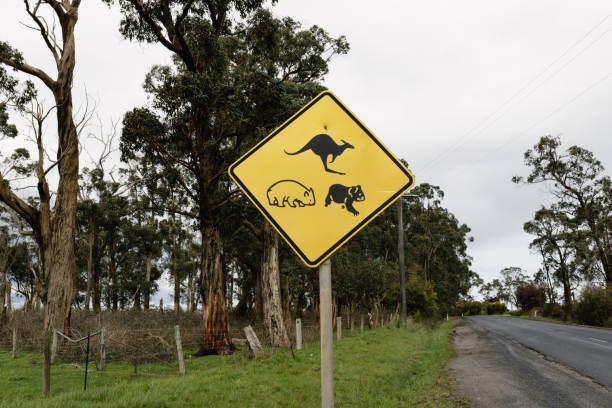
(397, 198, 407, 327)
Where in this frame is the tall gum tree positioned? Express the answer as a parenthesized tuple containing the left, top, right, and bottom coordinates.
(513, 136, 612, 287)
(0, 0, 82, 397)
(110, 0, 348, 354)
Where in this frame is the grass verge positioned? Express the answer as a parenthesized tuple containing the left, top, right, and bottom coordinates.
(0, 321, 464, 408)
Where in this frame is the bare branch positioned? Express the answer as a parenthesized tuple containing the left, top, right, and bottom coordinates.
(23, 0, 61, 65)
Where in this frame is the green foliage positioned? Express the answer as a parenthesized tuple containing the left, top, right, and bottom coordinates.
(514, 135, 612, 288)
(455, 300, 484, 316)
(542, 303, 563, 318)
(403, 183, 476, 313)
(508, 310, 522, 317)
(575, 287, 612, 327)
(405, 278, 439, 319)
(455, 301, 506, 316)
(515, 284, 546, 311)
(486, 302, 507, 315)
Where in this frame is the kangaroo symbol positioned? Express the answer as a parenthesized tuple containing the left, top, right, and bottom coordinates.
(284, 134, 354, 175)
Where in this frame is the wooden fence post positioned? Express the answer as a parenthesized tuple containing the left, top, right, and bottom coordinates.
(51, 330, 57, 364)
(350, 316, 354, 336)
(174, 325, 185, 375)
(295, 318, 302, 350)
(243, 325, 264, 358)
(12, 327, 17, 358)
(100, 328, 106, 371)
(337, 316, 342, 341)
(360, 316, 364, 334)
(160, 298, 164, 312)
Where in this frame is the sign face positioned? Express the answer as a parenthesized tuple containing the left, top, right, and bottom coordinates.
(229, 91, 415, 267)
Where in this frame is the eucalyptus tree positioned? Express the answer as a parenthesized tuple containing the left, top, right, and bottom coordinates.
(499, 267, 529, 308)
(1, 0, 84, 396)
(514, 136, 611, 286)
(109, 1, 348, 354)
(403, 183, 476, 312)
(524, 207, 578, 309)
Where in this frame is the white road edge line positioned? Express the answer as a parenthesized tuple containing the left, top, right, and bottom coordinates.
(588, 337, 608, 344)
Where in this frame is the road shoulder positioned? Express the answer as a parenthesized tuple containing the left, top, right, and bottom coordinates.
(449, 318, 612, 408)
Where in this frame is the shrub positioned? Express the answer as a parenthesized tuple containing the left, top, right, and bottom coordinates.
(508, 310, 522, 317)
(515, 284, 546, 311)
(406, 280, 439, 319)
(575, 287, 612, 327)
(486, 302, 507, 315)
(542, 303, 563, 318)
(454, 301, 485, 316)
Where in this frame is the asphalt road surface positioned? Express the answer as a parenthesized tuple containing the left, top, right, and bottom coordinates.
(450, 316, 612, 407)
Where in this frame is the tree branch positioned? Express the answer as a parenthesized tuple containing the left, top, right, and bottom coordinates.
(0, 174, 40, 231)
(24, 0, 61, 65)
(0, 56, 56, 90)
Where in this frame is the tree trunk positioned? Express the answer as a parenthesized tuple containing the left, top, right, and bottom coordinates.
(41, 11, 80, 393)
(197, 223, 233, 355)
(85, 225, 94, 311)
(92, 259, 101, 314)
(144, 251, 152, 310)
(172, 234, 180, 313)
(0, 248, 7, 322)
(133, 288, 141, 310)
(6, 282, 11, 320)
(260, 222, 290, 348)
(254, 265, 263, 321)
(281, 271, 291, 325)
(111, 259, 118, 311)
(187, 270, 193, 312)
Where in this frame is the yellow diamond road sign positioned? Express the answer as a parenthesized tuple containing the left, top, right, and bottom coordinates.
(229, 91, 415, 267)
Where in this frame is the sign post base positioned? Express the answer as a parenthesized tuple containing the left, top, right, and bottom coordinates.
(319, 258, 334, 408)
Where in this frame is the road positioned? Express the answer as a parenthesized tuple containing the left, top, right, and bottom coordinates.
(450, 316, 612, 407)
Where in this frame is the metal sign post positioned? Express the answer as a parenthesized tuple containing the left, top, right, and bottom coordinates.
(319, 258, 334, 408)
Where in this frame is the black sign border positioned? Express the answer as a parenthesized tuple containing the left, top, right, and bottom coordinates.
(229, 91, 415, 268)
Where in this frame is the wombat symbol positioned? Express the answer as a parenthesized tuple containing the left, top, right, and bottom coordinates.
(284, 134, 354, 175)
(267, 180, 316, 208)
(325, 184, 365, 216)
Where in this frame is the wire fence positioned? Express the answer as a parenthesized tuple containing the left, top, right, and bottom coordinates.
(0, 307, 402, 382)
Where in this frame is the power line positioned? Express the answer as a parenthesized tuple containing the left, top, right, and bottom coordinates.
(417, 10, 612, 175)
(437, 72, 612, 180)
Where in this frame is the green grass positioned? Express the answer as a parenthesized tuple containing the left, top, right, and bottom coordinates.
(0, 322, 466, 408)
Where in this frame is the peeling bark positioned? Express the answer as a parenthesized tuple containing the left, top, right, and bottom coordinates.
(197, 223, 233, 355)
(261, 222, 290, 348)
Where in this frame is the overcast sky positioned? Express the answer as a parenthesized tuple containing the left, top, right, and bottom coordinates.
(2, 1, 611, 303)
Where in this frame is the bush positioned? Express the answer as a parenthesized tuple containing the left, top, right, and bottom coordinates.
(486, 302, 507, 315)
(455, 301, 485, 316)
(542, 303, 563, 318)
(515, 284, 546, 311)
(508, 310, 522, 317)
(575, 287, 612, 327)
(406, 280, 439, 319)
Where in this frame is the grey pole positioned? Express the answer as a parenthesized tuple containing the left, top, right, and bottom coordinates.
(397, 198, 407, 327)
(319, 258, 334, 408)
